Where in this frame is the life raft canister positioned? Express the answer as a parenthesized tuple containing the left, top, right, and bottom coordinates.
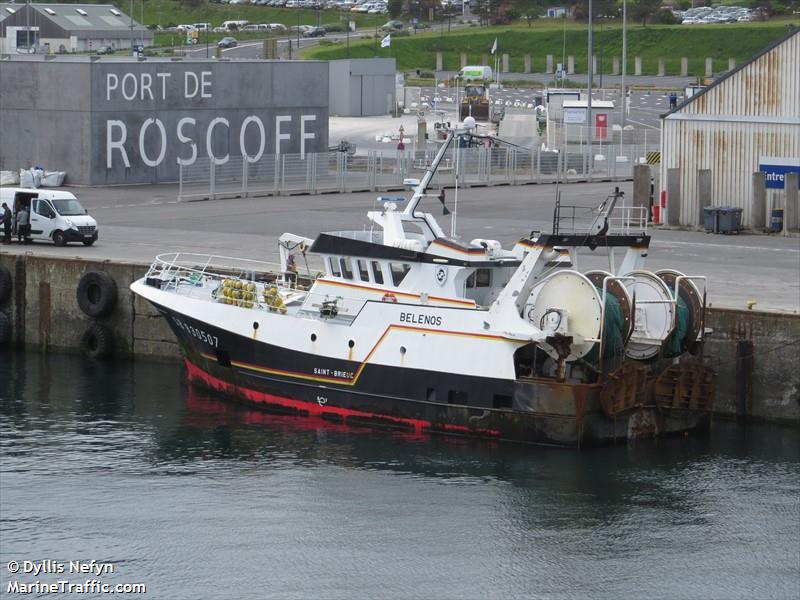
(382, 292, 398, 303)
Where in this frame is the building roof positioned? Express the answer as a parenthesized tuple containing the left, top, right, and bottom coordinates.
(0, 3, 20, 24)
(33, 3, 145, 32)
(563, 100, 615, 109)
(663, 26, 799, 119)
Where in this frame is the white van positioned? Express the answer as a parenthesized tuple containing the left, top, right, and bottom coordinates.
(221, 20, 249, 31)
(0, 188, 98, 246)
(459, 65, 492, 82)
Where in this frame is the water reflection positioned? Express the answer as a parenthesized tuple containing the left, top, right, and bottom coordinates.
(1, 351, 798, 600)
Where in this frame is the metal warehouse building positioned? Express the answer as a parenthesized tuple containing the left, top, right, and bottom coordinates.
(328, 58, 396, 117)
(660, 27, 800, 228)
(0, 3, 150, 54)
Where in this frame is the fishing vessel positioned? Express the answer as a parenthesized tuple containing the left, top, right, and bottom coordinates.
(131, 126, 715, 447)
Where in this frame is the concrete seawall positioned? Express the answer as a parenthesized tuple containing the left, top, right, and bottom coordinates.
(1, 254, 798, 424)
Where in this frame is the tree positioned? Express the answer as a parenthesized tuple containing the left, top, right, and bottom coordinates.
(511, 0, 545, 26)
(573, 0, 620, 20)
(631, 0, 662, 26)
(388, 0, 403, 19)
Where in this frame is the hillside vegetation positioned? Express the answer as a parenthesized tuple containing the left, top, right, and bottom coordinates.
(126, 0, 378, 31)
(306, 22, 796, 76)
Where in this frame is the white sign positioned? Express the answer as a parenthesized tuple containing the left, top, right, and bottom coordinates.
(103, 69, 319, 169)
(563, 108, 586, 124)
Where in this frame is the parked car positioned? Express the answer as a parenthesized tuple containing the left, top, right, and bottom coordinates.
(302, 26, 326, 37)
(218, 37, 238, 48)
(95, 45, 115, 55)
(381, 20, 404, 30)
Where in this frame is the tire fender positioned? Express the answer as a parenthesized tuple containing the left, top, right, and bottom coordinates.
(0, 264, 11, 305)
(80, 322, 114, 359)
(0, 311, 11, 346)
(76, 271, 118, 318)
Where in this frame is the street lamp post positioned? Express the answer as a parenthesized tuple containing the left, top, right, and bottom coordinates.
(621, 0, 627, 128)
(587, 0, 593, 176)
(129, 0, 134, 54)
(344, 10, 350, 58)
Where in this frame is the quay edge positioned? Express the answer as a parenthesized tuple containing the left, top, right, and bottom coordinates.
(1, 254, 798, 426)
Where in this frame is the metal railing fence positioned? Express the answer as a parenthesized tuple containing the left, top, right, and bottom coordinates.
(179, 137, 660, 201)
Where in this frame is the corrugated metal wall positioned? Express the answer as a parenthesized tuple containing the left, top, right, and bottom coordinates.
(683, 31, 799, 119)
(661, 30, 800, 226)
(662, 119, 798, 225)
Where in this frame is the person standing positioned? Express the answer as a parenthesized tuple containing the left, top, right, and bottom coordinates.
(0, 203, 11, 244)
(17, 204, 30, 244)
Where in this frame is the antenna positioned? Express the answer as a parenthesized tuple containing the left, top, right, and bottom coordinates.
(451, 135, 460, 237)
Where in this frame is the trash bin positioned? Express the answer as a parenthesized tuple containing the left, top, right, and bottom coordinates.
(770, 208, 784, 233)
(717, 206, 743, 234)
(703, 206, 718, 233)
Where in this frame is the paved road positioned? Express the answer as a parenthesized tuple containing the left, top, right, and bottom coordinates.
(178, 31, 364, 59)
(3, 182, 798, 313)
(415, 87, 673, 130)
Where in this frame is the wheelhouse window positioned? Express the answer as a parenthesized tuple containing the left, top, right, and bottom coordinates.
(340, 258, 353, 280)
(371, 261, 384, 285)
(328, 257, 341, 277)
(448, 390, 468, 405)
(466, 268, 492, 288)
(389, 263, 411, 286)
(356, 259, 370, 282)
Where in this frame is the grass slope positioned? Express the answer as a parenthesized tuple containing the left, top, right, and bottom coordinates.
(306, 22, 796, 76)
(127, 0, 379, 41)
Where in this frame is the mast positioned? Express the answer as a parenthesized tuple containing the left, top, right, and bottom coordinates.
(403, 131, 455, 217)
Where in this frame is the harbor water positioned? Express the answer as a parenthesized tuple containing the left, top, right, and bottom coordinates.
(1, 352, 798, 599)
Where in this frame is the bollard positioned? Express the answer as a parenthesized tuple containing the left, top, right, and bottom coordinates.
(215, 46, 222, 59)
(634, 56, 642, 76)
(681, 57, 688, 77)
(728, 57, 736, 71)
(592, 56, 597, 75)
(751, 172, 766, 230)
(460, 52, 467, 68)
(502, 53, 509, 73)
(697, 169, 712, 228)
(436, 51, 443, 72)
(785, 173, 799, 234)
(612, 56, 620, 75)
(658, 57, 665, 76)
(633, 165, 651, 211)
(567, 55, 574, 74)
(667, 168, 681, 226)
(705, 57, 713, 77)
(524, 54, 531, 73)
(546, 54, 553, 74)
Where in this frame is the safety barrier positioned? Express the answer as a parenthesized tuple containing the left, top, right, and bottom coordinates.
(178, 140, 660, 201)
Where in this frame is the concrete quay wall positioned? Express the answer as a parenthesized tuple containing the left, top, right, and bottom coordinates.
(1, 254, 797, 424)
(0, 254, 178, 361)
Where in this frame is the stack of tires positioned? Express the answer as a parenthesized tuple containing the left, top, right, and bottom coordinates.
(0, 264, 11, 348)
(76, 271, 118, 359)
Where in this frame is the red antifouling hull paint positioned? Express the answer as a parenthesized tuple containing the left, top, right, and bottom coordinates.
(184, 359, 501, 437)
